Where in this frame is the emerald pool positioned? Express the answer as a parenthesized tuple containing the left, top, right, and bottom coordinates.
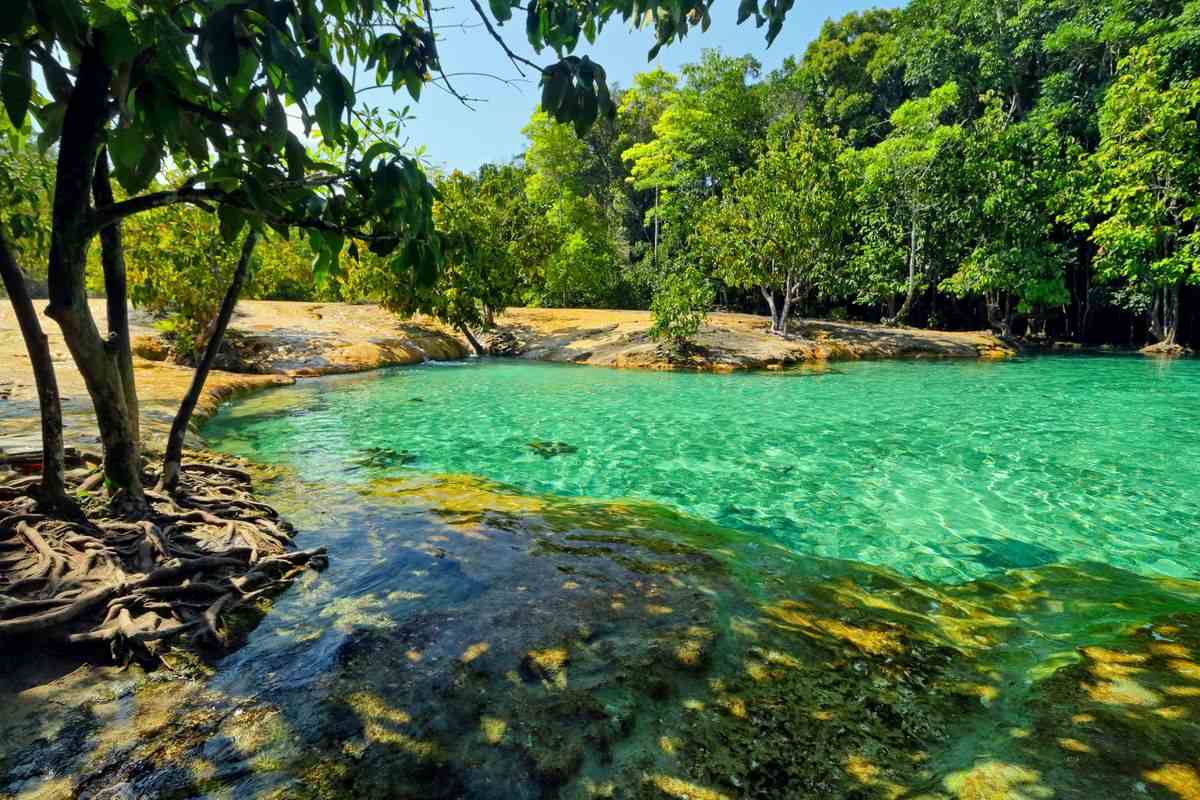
(205, 355, 1200, 583)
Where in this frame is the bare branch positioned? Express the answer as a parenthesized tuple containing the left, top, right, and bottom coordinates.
(465, 0, 545, 78)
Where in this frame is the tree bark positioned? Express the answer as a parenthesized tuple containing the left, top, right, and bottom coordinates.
(760, 286, 781, 334)
(162, 232, 259, 492)
(893, 218, 919, 325)
(43, 45, 145, 503)
(93, 149, 139, 446)
(459, 323, 486, 356)
(778, 273, 794, 338)
(0, 229, 69, 507)
(1152, 281, 1182, 346)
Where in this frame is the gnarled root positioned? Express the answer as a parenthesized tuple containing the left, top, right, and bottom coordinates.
(0, 452, 325, 663)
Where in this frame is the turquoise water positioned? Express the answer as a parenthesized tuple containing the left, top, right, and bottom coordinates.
(204, 356, 1200, 583)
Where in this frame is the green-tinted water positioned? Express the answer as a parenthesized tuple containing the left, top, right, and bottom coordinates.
(6, 356, 1200, 799)
(205, 355, 1200, 583)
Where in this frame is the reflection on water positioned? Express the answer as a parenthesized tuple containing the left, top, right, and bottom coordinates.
(2, 472, 1198, 799)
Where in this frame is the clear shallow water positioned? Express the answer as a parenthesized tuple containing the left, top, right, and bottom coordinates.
(205, 355, 1200, 583)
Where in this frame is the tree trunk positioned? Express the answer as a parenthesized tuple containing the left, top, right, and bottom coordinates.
(1153, 282, 1182, 346)
(893, 219, 919, 325)
(0, 228, 69, 507)
(778, 272, 795, 338)
(93, 149, 139, 446)
(460, 323, 485, 356)
(760, 286, 781, 334)
(162, 232, 259, 492)
(43, 45, 146, 505)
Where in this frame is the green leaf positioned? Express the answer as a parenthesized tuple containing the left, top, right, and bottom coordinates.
(489, 0, 512, 24)
(526, 1, 542, 52)
(405, 72, 422, 101)
(1, 46, 33, 129)
(361, 140, 400, 167)
(266, 96, 288, 151)
(108, 126, 146, 178)
(205, 8, 240, 89)
(736, 0, 757, 25)
(219, 205, 248, 243)
(540, 67, 568, 115)
(319, 66, 347, 121)
(40, 0, 86, 44)
(35, 101, 66, 152)
(95, 7, 138, 65)
(285, 132, 307, 180)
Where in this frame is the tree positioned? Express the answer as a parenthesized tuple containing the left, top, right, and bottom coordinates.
(1087, 44, 1200, 346)
(347, 165, 541, 350)
(521, 112, 625, 307)
(649, 262, 714, 350)
(696, 123, 852, 336)
(851, 82, 964, 324)
(623, 51, 768, 262)
(941, 100, 1074, 337)
(769, 10, 906, 146)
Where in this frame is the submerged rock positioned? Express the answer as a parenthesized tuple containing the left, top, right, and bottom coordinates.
(528, 440, 578, 458)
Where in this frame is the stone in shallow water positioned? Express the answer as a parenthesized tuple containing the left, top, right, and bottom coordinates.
(527, 440, 578, 458)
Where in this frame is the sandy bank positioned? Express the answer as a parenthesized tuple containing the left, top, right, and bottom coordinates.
(488, 307, 1016, 370)
(0, 300, 466, 453)
(2, 300, 1013, 452)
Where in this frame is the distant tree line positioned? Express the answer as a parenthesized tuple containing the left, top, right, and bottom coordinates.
(5, 0, 1198, 354)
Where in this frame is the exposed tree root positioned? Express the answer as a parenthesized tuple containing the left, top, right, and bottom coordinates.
(0, 452, 326, 663)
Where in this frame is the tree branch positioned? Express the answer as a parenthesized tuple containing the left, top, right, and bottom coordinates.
(466, 0, 545, 77)
(91, 173, 345, 230)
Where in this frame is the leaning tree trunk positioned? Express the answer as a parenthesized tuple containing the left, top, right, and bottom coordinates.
(760, 286, 781, 335)
(43, 45, 145, 505)
(0, 229, 69, 507)
(459, 323, 486, 357)
(162, 231, 260, 492)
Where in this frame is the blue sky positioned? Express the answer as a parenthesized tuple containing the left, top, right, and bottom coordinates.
(385, 0, 904, 171)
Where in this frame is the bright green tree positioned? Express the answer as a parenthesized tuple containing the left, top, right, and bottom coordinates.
(696, 123, 852, 336)
(851, 82, 965, 324)
(941, 100, 1074, 337)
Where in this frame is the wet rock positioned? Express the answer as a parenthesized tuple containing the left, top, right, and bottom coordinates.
(527, 440, 577, 458)
(482, 329, 525, 357)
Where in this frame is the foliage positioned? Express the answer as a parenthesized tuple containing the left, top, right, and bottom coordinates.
(940, 99, 1074, 330)
(695, 123, 852, 334)
(347, 165, 543, 331)
(649, 262, 713, 348)
(849, 82, 965, 321)
(108, 202, 247, 352)
(769, 10, 905, 146)
(1088, 45, 1200, 302)
(0, 126, 53, 289)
